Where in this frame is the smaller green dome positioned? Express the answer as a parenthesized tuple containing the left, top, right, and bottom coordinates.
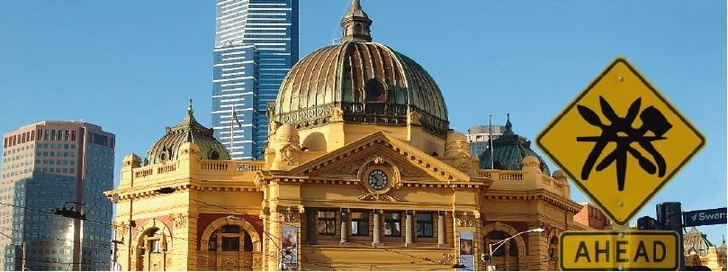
(145, 100, 230, 165)
(479, 115, 550, 175)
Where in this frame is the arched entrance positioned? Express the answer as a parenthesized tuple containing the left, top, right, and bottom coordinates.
(482, 223, 528, 271)
(132, 220, 173, 271)
(199, 217, 262, 271)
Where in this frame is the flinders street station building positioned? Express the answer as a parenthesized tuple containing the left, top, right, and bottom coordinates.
(105, 1, 594, 270)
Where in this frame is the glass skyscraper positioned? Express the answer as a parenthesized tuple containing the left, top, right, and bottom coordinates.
(212, 0, 299, 160)
(0, 121, 115, 271)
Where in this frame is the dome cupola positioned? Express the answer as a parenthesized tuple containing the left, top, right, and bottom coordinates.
(271, 0, 449, 138)
(479, 114, 551, 175)
(145, 100, 230, 165)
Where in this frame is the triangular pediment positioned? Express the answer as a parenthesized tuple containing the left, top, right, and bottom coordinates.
(288, 131, 472, 182)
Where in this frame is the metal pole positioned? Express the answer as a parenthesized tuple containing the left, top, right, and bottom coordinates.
(21, 242, 26, 271)
(488, 243, 493, 271)
(488, 228, 544, 271)
(111, 238, 123, 271)
(489, 115, 494, 169)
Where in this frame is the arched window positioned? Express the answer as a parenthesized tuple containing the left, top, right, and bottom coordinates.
(144, 228, 164, 254)
(365, 79, 386, 102)
(207, 224, 253, 252)
(208, 150, 220, 160)
(488, 231, 507, 257)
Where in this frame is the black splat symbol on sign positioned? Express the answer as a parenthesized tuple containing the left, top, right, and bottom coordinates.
(576, 96, 672, 191)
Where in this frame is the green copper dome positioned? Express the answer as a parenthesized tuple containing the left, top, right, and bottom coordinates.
(479, 115, 551, 175)
(145, 100, 230, 165)
(271, 0, 449, 138)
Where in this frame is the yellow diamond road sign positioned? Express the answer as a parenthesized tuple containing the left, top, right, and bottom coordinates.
(536, 57, 705, 226)
(560, 231, 679, 271)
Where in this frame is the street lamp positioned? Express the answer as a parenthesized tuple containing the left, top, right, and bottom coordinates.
(485, 227, 544, 271)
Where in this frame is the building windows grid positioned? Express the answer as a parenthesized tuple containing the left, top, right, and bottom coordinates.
(350, 211, 368, 236)
(316, 211, 337, 236)
(416, 213, 434, 237)
(384, 212, 401, 237)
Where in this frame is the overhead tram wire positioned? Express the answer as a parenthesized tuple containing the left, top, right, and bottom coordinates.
(188, 197, 446, 267)
(0, 230, 108, 266)
(329, 0, 353, 45)
(0, 195, 447, 269)
(0, 200, 339, 269)
(0, 225, 113, 250)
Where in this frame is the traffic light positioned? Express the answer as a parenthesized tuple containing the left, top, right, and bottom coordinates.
(656, 202, 682, 231)
(637, 216, 665, 230)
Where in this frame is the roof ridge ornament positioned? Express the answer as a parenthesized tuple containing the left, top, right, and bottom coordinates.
(187, 99, 194, 117)
(340, 0, 372, 42)
(504, 113, 513, 134)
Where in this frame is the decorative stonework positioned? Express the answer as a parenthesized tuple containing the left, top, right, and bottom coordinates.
(338, 158, 366, 175)
(252, 255, 262, 268)
(458, 154, 470, 170)
(398, 165, 422, 178)
(113, 222, 130, 241)
(456, 211, 475, 227)
(269, 121, 281, 137)
(170, 213, 188, 229)
(357, 189, 399, 202)
(408, 110, 421, 125)
(279, 206, 303, 223)
(439, 253, 454, 265)
(281, 145, 298, 166)
(329, 107, 344, 122)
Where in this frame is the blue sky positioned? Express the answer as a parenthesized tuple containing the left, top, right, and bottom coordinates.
(0, 1, 725, 244)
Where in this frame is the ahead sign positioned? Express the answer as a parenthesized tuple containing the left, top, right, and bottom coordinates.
(560, 231, 679, 271)
(537, 57, 706, 225)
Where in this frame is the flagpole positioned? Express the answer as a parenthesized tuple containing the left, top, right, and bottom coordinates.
(489, 114, 494, 169)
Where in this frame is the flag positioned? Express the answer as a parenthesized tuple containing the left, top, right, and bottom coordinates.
(232, 106, 242, 128)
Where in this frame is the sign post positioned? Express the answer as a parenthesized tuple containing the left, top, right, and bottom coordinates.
(536, 57, 706, 270)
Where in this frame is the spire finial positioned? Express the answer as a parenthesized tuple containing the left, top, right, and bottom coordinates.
(187, 99, 194, 117)
(505, 113, 512, 132)
(340, 0, 372, 42)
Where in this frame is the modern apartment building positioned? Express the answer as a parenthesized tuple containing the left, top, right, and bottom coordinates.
(211, 0, 299, 160)
(0, 121, 115, 271)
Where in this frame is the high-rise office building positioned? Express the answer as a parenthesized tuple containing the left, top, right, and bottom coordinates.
(0, 121, 115, 271)
(212, 0, 299, 160)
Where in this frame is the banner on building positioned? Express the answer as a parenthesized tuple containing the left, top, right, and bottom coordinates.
(281, 226, 298, 271)
(458, 231, 474, 271)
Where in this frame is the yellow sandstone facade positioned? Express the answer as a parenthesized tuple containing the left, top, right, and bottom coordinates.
(107, 127, 584, 270)
(105, 1, 588, 270)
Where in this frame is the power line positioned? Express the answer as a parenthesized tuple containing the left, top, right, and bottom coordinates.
(189, 198, 447, 268)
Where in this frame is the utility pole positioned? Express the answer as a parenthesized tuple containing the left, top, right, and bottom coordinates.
(21, 242, 26, 271)
(111, 238, 124, 271)
(657, 202, 685, 271)
(52, 202, 86, 270)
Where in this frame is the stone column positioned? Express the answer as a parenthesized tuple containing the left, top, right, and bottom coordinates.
(527, 223, 547, 271)
(405, 211, 415, 247)
(437, 211, 446, 247)
(306, 210, 317, 245)
(372, 210, 382, 246)
(340, 210, 348, 244)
